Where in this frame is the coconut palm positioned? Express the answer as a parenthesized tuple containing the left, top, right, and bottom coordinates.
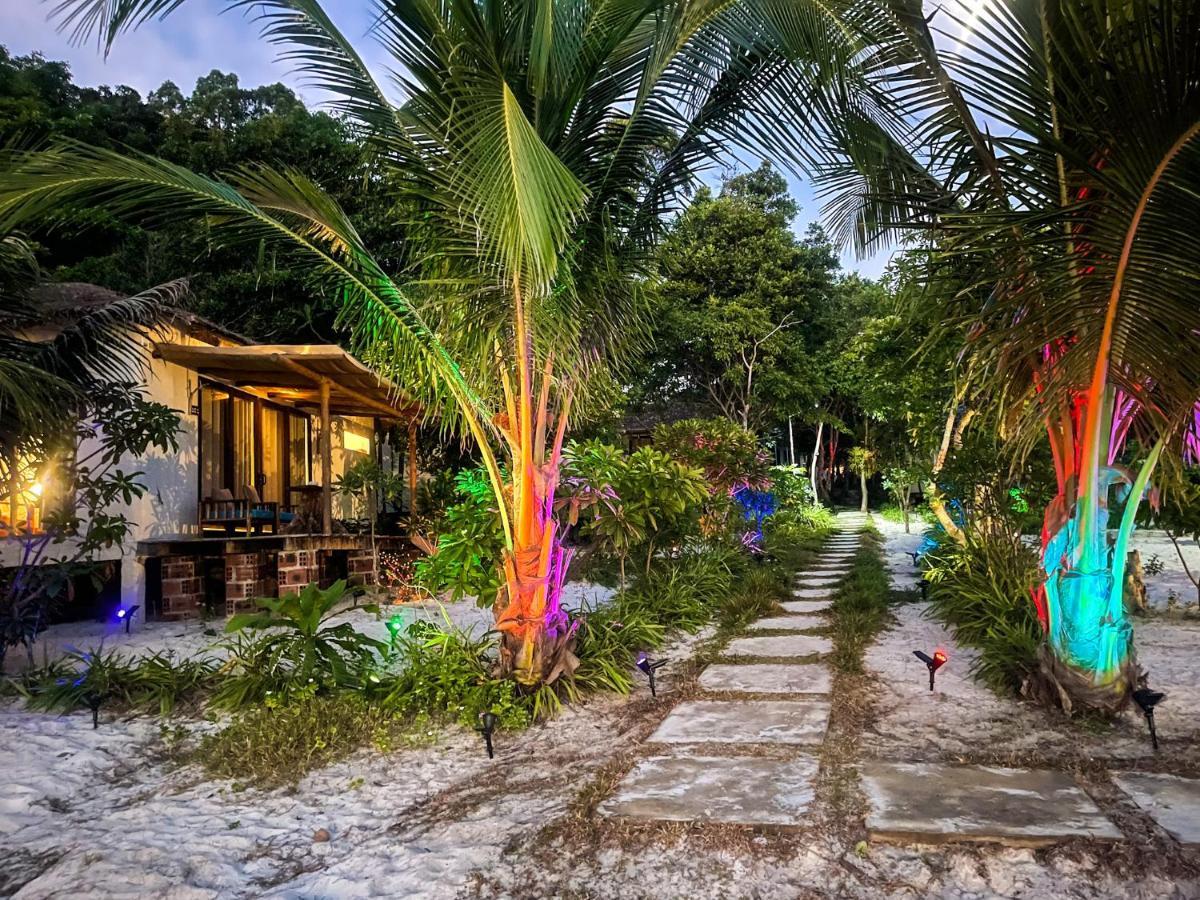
(814, 0, 1200, 712)
(2, 0, 889, 685)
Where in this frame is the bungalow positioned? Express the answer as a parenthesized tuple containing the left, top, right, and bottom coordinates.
(0, 285, 421, 625)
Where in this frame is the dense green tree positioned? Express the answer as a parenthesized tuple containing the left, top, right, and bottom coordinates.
(0, 47, 373, 342)
(639, 164, 842, 429)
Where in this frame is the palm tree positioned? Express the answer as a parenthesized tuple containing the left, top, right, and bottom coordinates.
(3, 0, 885, 685)
(814, 0, 1200, 713)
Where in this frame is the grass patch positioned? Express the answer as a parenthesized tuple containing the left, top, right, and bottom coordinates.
(827, 528, 892, 674)
(196, 693, 412, 788)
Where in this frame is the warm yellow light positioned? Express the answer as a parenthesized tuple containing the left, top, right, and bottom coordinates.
(343, 430, 371, 454)
(28, 482, 43, 498)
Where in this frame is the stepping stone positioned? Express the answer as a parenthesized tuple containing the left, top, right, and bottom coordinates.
(648, 699, 830, 745)
(795, 576, 840, 584)
(793, 588, 836, 599)
(748, 615, 821, 631)
(861, 762, 1121, 847)
(598, 755, 819, 826)
(724, 634, 832, 659)
(699, 663, 831, 695)
(1114, 773, 1200, 845)
(781, 600, 832, 614)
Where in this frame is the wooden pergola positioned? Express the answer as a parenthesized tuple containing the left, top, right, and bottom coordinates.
(154, 343, 421, 533)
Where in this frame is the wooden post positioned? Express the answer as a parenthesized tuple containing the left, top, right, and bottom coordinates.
(320, 380, 332, 535)
(407, 420, 419, 527)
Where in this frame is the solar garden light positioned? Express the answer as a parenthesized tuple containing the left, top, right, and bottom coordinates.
(636, 652, 668, 697)
(919, 581, 928, 602)
(84, 691, 106, 729)
(116, 604, 140, 634)
(912, 649, 948, 691)
(1132, 688, 1165, 751)
(477, 711, 498, 759)
(385, 614, 406, 646)
(907, 551, 921, 567)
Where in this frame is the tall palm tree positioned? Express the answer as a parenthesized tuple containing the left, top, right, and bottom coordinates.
(814, 0, 1200, 712)
(3, 0, 887, 685)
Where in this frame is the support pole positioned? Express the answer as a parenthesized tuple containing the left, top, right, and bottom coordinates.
(407, 420, 419, 529)
(320, 380, 332, 535)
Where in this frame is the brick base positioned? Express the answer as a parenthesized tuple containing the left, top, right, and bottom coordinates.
(160, 555, 202, 620)
(276, 549, 321, 597)
(225, 551, 274, 616)
(347, 550, 377, 587)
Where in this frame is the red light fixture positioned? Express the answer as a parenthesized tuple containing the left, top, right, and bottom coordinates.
(913, 649, 948, 691)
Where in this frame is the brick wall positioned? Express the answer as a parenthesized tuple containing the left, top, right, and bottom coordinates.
(225, 551, 274, 616)
(276, 549, 321, 597)
(160, 555, 203, 620)
(347, 550, 376, 587)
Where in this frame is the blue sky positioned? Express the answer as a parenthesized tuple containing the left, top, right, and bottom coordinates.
(3, 1, 891, 278)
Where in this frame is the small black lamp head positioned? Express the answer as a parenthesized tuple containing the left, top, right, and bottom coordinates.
(84, 691, 106, 729)
(636, 652, 668, 696)
(912, 649, 948, 691)
(1132, 688, 1166, 750)
(116, 604, 141, 634)
(477, 711, 498, 758)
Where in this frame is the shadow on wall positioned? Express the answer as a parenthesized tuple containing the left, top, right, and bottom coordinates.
(139, 428, 199, 539)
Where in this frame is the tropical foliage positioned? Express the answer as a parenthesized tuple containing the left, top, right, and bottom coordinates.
(3, 0, 885, 688)
(811, 0, 1200, 712)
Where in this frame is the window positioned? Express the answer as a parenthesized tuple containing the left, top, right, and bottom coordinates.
(199, 382, 312, 502)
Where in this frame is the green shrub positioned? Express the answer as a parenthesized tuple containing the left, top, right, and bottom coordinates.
(381, 623, 533, 730)
(16, 649, 219, 716)
(210, 580, 385, 711)
(413, 468, 506, 603)
(572, 600, 666, 695)
(764, 507, 833, 569)
(196, 693, 403, 788)
(768, 464, 814, 508)
(922, 530, 1043, 693)
(716, 565, 784, 630)
(560, 440, 708, 585)
(618, 548, 737, 633)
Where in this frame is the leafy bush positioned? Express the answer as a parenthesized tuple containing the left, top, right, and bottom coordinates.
(571, 601, 666, 695)
(768, 464, 814, 508)
(381, 622, 533, 730)
(196, 693, 403, 788)
(652, 418, 770, 496)
(619, 547, 739, 633)
(560, 440, 707, 584)
(763, 506, 833, 569)
(210, 580, 385, 710)
(922, 530, 1043, 693)
(413, 468, 506, 603)
(15, 649, 218, 716)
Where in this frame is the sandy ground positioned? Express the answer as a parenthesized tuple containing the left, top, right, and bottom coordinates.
(5, 524, 1200, 898)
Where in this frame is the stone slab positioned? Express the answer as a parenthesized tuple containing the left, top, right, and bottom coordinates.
(1115, 773, 1200, 845)
(793, 587, 836, 599)
(748, 615, 822, 631)
(861, 762, 1121, 847)
(724, 633, 832, 659)
(598, 755, 819, 826)
(795, 577, 840, 586)
(699, 663, 831, 695)
(648, 699, 831, 745)
(781, 600, 833, 614)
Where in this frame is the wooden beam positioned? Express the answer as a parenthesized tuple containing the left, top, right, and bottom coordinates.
(320, 379, 332, 535)
(266, 354, 414, 421)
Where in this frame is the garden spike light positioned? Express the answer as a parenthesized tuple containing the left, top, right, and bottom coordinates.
(636, 652, 668, 697)
(477, 711, 498, 759)
(913, 649, 948, 691)
(116, 604, 140, 635)
(1132, 688, 1165, 751)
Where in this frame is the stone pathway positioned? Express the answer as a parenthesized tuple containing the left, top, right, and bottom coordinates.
(598, 515, 865, 827)
(601, 508, 1188, 849)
